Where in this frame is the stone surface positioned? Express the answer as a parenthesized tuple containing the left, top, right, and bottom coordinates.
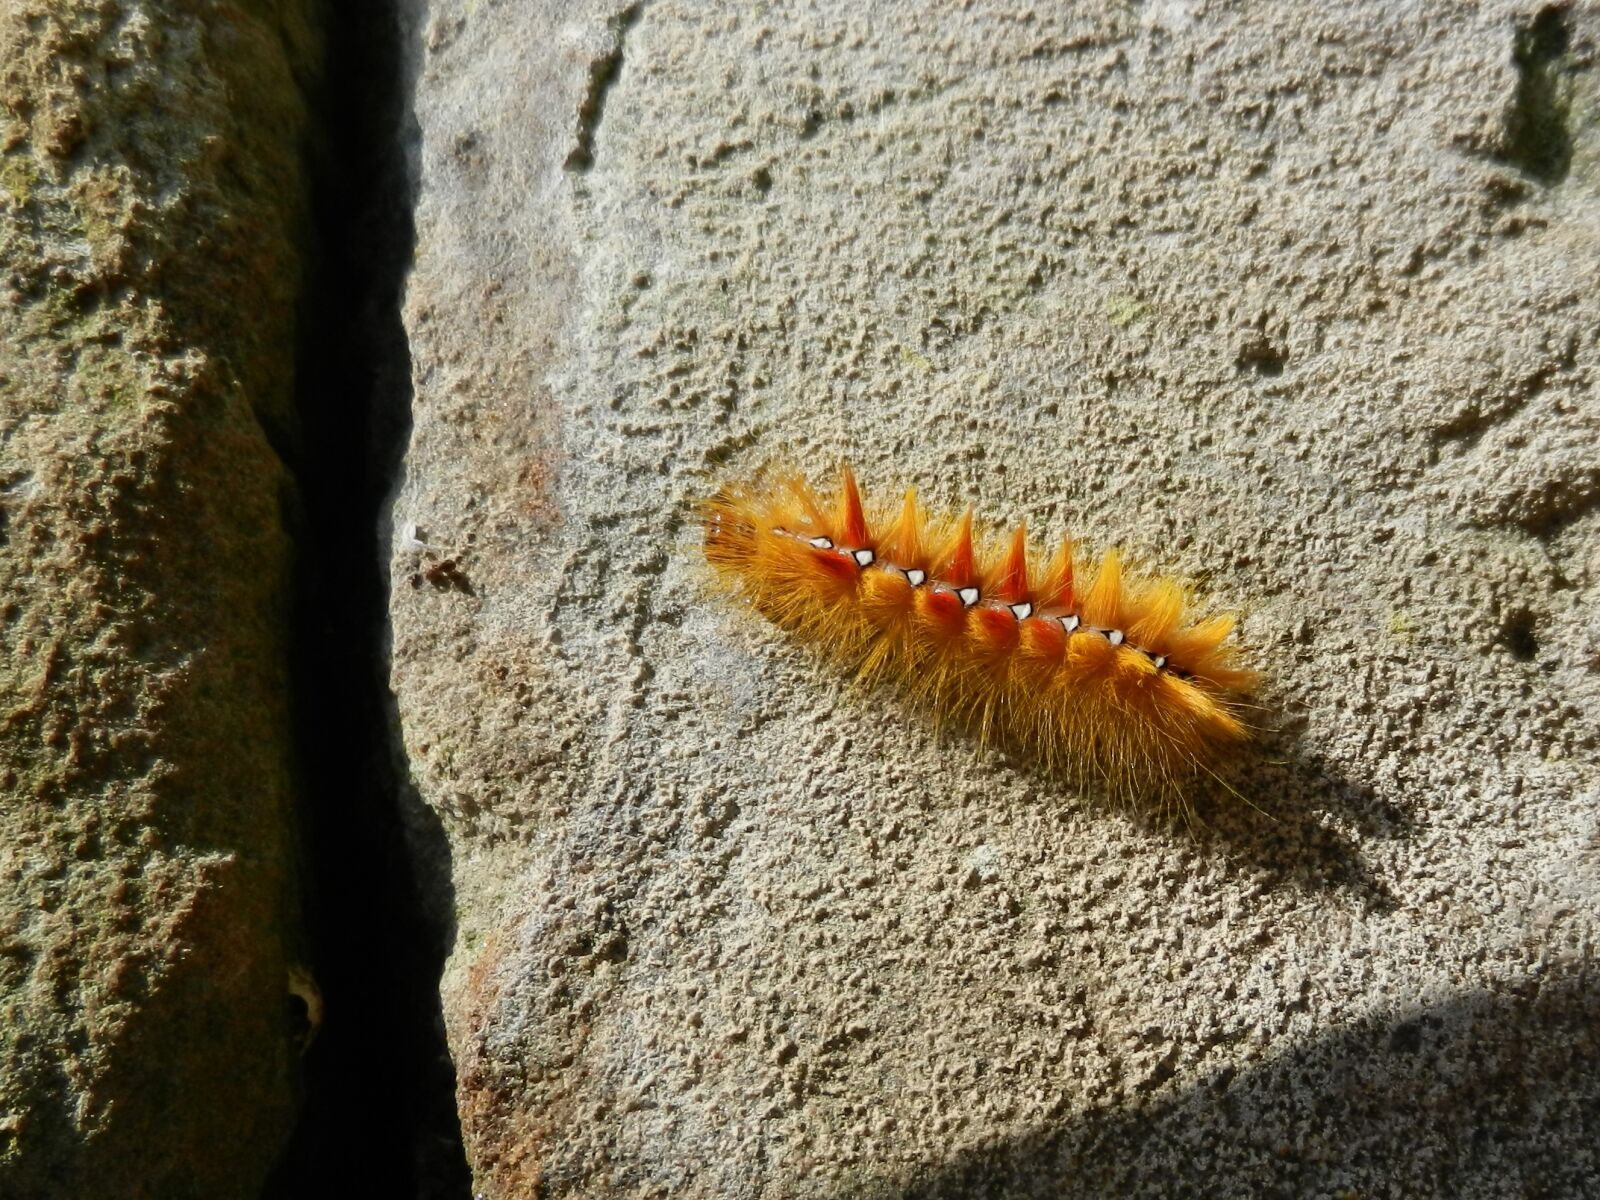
(392, 1, 1600, 1195)
(0, 2, 317, 1195)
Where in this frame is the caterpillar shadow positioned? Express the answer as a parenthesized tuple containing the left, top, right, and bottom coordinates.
(984, 712, 1407, 910)
(1187, 721, 1408, 911)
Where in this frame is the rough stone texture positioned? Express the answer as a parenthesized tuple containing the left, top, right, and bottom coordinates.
(393, 1, 1600, 1195)
(0, 2, 317, 1195)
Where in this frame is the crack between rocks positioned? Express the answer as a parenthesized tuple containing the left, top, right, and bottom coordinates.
(262, 1, 470, 1196)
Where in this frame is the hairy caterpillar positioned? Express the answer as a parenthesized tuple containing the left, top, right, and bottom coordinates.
(702, 467, 1258, 805)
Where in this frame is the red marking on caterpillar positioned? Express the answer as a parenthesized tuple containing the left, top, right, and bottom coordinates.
(701, 466, 1259, 806)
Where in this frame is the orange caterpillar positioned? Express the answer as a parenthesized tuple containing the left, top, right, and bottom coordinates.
(702, 467, 1258, 805)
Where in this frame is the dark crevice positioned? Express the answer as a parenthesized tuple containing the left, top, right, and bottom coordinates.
(1500, 5, 1574, 185)
(1234, 335, 1287, 377)
(264, 1, 469, 1198)
(1498, 607, 1540, 661)
(565, 3, 644, 172)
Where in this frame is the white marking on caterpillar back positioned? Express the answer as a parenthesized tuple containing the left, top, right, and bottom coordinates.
(1009, 602, 1033, 620)
(809, 536, 834, 550)
(1108, 629, 1125, 646)
(1060, 615, 1081, 632)
(957, 587, 980, 608)
(906, 569, 927, 587)
(851, 548, 875, 567)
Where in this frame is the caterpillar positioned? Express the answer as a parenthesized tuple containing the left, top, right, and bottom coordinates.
(701, 466, 1259, 807)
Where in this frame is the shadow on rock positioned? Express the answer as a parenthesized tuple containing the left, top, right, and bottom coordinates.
(886, 965, 1599, 1198)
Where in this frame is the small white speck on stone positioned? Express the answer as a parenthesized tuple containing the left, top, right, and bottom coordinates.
(398, 522, 434, 554)
(965, 844, 1001, 885)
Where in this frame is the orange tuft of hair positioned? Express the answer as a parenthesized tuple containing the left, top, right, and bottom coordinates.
(701, 467, 1259, 809)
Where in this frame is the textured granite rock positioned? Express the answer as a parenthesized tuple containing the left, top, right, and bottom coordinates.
(392, 1, 1600, 1195)
(0, 2, 317, 1195)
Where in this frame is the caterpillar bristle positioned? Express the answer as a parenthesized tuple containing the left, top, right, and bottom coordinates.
(701, 465, 1260, 808)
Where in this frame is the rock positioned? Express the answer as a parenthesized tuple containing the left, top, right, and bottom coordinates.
(0, 2, 317, 1195)
(392, 1, 1600, 1195)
